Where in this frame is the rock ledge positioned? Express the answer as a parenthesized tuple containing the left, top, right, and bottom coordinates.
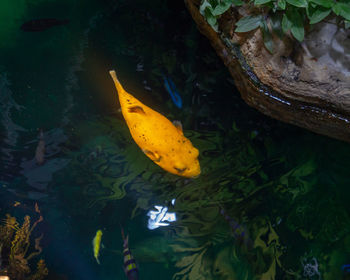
(185, 0, 350, 142)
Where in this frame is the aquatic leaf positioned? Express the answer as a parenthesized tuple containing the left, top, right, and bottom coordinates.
(307, 6, 332, 24)
(29, 259, 48, 280)
(345, 20, 350, 29)
(199, 0, 213, 16)
(200, 0, 219, 32)
(235, 15, 263, 32)
(282, 13, 292, 33)
(290, 10, 305, 41)
(293, 159, 316, 178)
(205, 9, 219, 32)
(173, 245, 209, 280)
(286, 0, 308, 8)
(277, 0, 286, 9)
(260, 19, 274, 53)
(332, 2, 350, 20)
(254, 0, 272, 4)
(212, 0, 232, 16)
(309, 0, 334, 8)
(231, 0, 244, 6)
(270, 14, 284, 39)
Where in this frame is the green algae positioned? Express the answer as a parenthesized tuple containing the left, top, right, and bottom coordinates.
(60, 113, 350, 279)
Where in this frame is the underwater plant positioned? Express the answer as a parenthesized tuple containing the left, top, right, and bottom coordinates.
(200, 0, 350, 52)
(0, 203, 48, 280)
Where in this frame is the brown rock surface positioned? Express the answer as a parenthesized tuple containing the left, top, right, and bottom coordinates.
(185, 0, 350, 142)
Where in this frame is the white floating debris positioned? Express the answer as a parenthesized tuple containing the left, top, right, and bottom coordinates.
(147, 205, 176, 230)
(171, 198, 176, 206)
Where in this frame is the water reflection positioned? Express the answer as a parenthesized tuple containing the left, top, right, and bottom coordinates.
(147, 204, 177, 230)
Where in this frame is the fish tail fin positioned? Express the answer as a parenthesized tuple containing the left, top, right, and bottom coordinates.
(121, 226, 129, 248)
(109, 70, 125, 94)
(96, 257, 100, 265)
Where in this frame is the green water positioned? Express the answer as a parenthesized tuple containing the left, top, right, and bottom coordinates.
(1, 0, 350, 279)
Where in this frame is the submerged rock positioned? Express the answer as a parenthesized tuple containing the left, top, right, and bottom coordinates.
(185, 0, 350, 142)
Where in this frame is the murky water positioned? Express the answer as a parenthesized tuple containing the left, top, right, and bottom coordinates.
(1, 0, 350, 279)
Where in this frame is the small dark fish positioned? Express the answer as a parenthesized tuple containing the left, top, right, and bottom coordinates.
(35, 129, 45, 165)
(121, 228, 139, 280)
(21, 18, 69, 32)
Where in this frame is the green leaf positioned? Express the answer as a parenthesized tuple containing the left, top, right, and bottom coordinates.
(232, 0, 244, 5)
(254, 0, 272, 4)
(271, 14, 284, 38)
(232, 121, 240, 132)
(286, 0, 308, 8)
(212, 0, 232, 16)
(282, 13, 292, 33)
(206, 11, 219, 31)
(278, 0, 286, 10)
(307, 6, 331, 24)
(345, 20, 350, 29)
(200, 0, 214, 16)
(341, 5, 350, 21)
(290, 10, 304, 41)
(235, 15, 263, 32)
(200, 0, 219, 32)
(332, 2, 350, 21)
(309, 0, 333, 8)
(260, 19, 274, 53)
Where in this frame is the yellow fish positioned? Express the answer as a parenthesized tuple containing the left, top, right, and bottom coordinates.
(109, 70, 200, 178)
(92, 230, 103, 264)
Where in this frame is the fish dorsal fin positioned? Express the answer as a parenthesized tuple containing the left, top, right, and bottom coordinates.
(172, 120, 183, 134)
(142, 149, 161, 162)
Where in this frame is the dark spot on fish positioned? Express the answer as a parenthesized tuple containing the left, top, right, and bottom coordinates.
(188, 151, 191, 154)
(182, 140, 185, 143)
(172, 148, 174, 151)
(177, 140, 180, 143)
(128, 106, 145, 114)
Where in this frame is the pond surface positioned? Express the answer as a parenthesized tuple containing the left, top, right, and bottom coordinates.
(1, 0, 350, 279)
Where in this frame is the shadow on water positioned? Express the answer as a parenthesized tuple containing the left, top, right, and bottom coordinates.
(1, 0, 350, 279)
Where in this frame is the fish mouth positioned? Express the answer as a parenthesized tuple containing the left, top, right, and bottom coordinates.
(174, 167, 187, 174)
